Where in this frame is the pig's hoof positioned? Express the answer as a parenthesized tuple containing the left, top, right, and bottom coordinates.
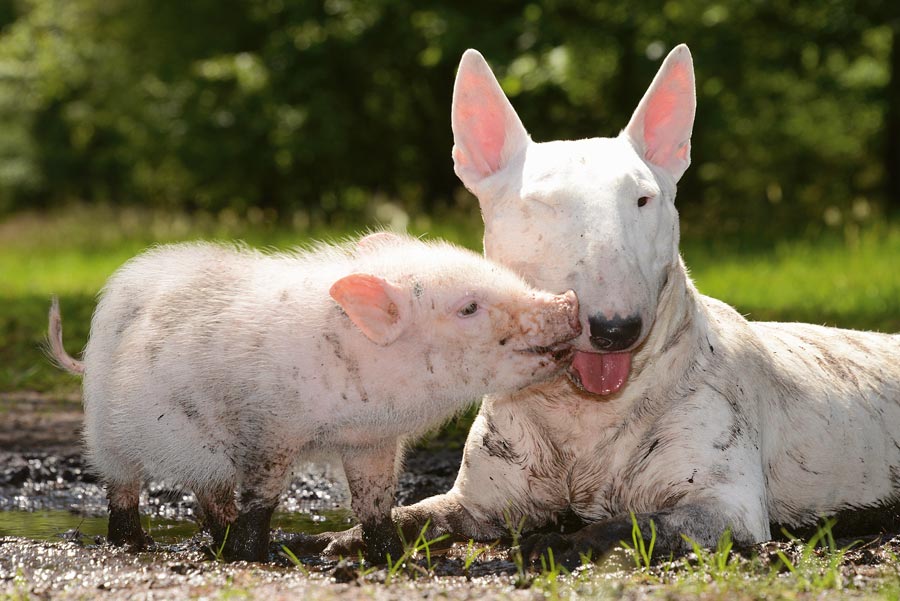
(107, 506, 154, 551)
(331, 559, 359, 583)
(362, 533, 405, 565)
(219, 531, 272, 563)
(220, 541, 270, 563)
(108, 530, 154, 551)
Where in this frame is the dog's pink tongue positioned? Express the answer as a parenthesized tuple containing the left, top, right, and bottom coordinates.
(571, 351, 632, 396)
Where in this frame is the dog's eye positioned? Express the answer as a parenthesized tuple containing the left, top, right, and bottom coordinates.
(637, 196, 650, 208)
(457, 301, 479, 317)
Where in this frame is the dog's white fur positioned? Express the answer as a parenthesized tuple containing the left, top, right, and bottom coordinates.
(312, 45, 900, 560)
(49, 233, 580, 560)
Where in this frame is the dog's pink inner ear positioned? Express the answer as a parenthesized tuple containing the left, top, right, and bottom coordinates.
(452, 50, 529, 185)
(453, 71, 508, 175)
(643, 62, 693, 166)
(626, 46, 696, 182)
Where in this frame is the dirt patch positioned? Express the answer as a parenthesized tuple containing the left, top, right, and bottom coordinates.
(5, 393, 900, 599)
(0, 393, 82, 454)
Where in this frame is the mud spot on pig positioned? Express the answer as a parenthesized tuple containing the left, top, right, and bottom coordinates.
(172, 388, 201, 422)
(146, 339, 163, 366)
(387, 302, 399, 320)
(249, 332, 265, 352)
(324, 332, 369, 402)
(115, 303, 145, 336)
(323, 333, 344, 361)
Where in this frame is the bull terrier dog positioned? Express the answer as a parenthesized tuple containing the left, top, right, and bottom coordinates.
(304, 44, 900, 566)
(48, 233, 581, 563)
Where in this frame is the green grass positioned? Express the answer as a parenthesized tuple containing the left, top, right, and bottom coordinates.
(682, 223, 900, 333)
(527, 519, 891, 600)
(620, 511, 657, 569)
(1, 204, 898, 394)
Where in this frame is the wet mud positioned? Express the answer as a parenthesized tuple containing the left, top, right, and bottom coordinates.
(4, 394, 900, 599)
(1, 393, 519, 599)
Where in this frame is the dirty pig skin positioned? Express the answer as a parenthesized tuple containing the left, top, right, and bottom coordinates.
(47, 232, 581, 563)
(303, 45, 900, 567)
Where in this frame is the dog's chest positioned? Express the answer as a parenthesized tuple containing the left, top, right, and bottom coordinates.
(524, 403, 666, 522)
(562, 439, 680, 522)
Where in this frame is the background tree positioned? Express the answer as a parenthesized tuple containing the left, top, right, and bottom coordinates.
(0, 0, 895, 240)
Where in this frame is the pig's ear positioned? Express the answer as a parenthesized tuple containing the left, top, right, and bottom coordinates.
(330, 274, 410, 346)
(623, 44, 696, 183)
(452, 49, 530, 192)
(356, 231, 403, 254)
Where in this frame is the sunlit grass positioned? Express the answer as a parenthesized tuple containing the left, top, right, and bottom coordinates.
(683, 223, 900, 333)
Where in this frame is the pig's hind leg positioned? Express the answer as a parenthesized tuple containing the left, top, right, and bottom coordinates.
(195, 485, 238, 548)
(220, 493, 278, 562)
(219, 455, 295, 562)
(106, 479, 153, 549)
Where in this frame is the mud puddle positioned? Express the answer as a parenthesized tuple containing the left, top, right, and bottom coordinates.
(6, 395, 900, 599)
(0, 447, 455, 542)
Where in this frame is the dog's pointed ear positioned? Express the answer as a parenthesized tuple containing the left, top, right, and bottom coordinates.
(330, 274, 410, 346)
(452, 49, 530, 192)
(624, 44, 696, 183)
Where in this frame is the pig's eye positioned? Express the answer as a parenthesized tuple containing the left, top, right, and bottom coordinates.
(457, 301, 479, 318)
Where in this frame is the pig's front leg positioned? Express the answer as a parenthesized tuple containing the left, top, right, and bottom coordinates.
(342, 444, 405, 564)
(195, 486, 238, 545)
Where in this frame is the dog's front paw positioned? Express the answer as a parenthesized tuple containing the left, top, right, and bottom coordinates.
(516, 532, 589, 571)
(281, 531, 331, 556)
(320, 525, 366, 558)
(281, 526, 365, 559)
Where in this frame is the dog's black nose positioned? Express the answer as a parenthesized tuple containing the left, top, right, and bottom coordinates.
(588, 313, 642, 351)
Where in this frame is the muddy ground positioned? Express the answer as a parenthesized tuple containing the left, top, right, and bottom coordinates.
(4, 393, 900, 600)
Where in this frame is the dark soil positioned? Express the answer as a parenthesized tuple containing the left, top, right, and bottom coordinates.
(4, 393, 900, 599)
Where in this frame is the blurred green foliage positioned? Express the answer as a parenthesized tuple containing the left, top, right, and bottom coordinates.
(0, 0, 896, 238)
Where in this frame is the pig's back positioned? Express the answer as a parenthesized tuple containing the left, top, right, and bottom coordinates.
(80, 242, 344, 489)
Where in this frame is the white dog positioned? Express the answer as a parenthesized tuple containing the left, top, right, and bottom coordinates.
(302, 45, 900, 565)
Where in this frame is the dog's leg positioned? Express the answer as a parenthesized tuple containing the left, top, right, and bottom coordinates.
(289, 406, 553, 557)
(290, 491, 508, 558)
(520, 496, 769, 569)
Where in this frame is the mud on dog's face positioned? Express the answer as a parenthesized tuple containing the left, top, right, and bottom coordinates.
(451, 46, 695, 395)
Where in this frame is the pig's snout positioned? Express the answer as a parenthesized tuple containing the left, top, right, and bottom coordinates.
(519, 289, 582, 348)
(560, 290, 581, 337)
(541, 289, 581, 341)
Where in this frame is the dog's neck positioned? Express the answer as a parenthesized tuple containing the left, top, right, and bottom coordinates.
(628, 255, 707, 392)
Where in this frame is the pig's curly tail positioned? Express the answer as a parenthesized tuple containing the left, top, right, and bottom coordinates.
(47, 296, 85, 375)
